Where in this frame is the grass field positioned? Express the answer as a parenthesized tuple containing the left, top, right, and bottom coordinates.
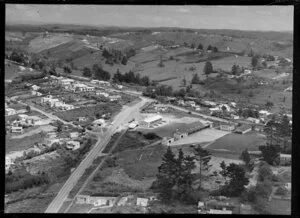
(6, 132, 47, 154)
(207, 131, 267, 153)
(5, 63, 41, 80)
(266, 198, 291, 215)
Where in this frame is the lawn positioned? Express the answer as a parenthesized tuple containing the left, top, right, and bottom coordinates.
(115, 144, 166, 180)
(207, 131, 266, 153)
(265, 198, 291, 215)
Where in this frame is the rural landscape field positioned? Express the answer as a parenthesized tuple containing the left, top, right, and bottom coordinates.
(5, 5, 292, 215)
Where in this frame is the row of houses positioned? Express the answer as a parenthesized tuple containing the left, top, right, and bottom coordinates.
(9, 114, 52, 133)
(91, 80, 111, 87)
(76, 194, 150, 208)
(41, 95, 75, 110)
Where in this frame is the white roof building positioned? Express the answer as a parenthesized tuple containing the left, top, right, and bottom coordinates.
(31, 85, 40, 91)
(5, 108, 16, 116)
(144, 115, 162, 123)
(208, 209, 232, 214)
(66, 141, 80, 151)
(136, 198, 148, 207)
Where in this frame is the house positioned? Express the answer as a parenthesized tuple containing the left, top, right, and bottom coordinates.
(109, 95, 121, 101)
(207, 209, 232, 214)
(96, 92, 109, 98)
(78, 117, 87, 122)
(203, 101, 217, 107)
(66, 141, 80, 151)
(220, 124, 235, 131)
(31, 85, 40, 91)
(174, 121, 210, 139)
(234, 124, 252, 134)
(60, 78, 74, 85)
(31, 90, 42, 96)
(5, 108, 16, 116)
(195, 106, 201, 111)
(162, 137, 175, 145)
(280, 153, 291, 165)
(97, 80, 111, 86)
(129, 122, 139, 129)
(139, 115, 163, 128)
(69, 132, 79, 138)
(185, 101, 196, 107)
(154, 105, 168, 112)
(177, 99, 185, 106)
(284, 182, 291, 191)
(230, 102, 237, 108)
(5, 157, 13, 173)
(198, 201, 206, 214)
(19, 66, 26, 71)
(246, 117, 260, 124)
(259, 110, 272, 118)
(284, 86, 292, 92)
(62, 104, 74, 111)
(93, 119, 106, 127)
(136, 198, 149, 207)
(11, 126, 23, 133)
(116, 84, 123, 89)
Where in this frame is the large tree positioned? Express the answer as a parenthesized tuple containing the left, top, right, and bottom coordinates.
(82, 67, 92, 77)
(203, 61, 213, 78)
(259, 143, 280, 165)
(92, 64, 110, 81)
(193, 146, 211, 190)
(220, 163, 249, 197)
(251, 55, 259, 69)
(191, 73, 200, 84)
(155, 147, 196, 203)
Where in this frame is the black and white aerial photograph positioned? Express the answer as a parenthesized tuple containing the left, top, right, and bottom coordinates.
(4, 4, 293, 214)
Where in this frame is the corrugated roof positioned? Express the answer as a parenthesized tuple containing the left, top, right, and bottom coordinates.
(176, 121, 208, 134)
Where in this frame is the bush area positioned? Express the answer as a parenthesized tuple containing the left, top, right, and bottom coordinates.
(5, 168, 50, 194)
(87, 182, 142, 196)
(106, 131, 161, 154)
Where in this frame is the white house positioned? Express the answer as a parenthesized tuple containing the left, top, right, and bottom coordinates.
(109, 95, 121, 101)
(96, 92, 109, 98)
(93, 119, 106, 127)
(204, 101, 217, 107)
(220, 124, 235, 131)
(136, 198, 149, 207)
(78, 117, 87, 122)
(139, 115, 162, 128)
(208, 209, 232, 214)
(185, 101, 196, 107)
(31, 85, 40, 91)
(5, 108, 16, 116)
(284, 182, 291, 191)
(19, 66, 26, 71)
(66, 141, 80, 151)
(246, 117, 260, 124)
(280, 153, 291, 165)
(259, 110, 272, 118)
(69, 132, 79, 138)
(116, 84, 123, 89)
(284, 86, 292, 92)
(60, 78, 74, 85)
(31, 90, 42, 96)
(11, 126, 23, 133)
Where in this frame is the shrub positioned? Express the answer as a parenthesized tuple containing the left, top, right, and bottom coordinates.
(143, 132, 161, 140)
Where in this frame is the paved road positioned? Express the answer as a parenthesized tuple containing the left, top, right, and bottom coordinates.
(45, 97, 152, 213)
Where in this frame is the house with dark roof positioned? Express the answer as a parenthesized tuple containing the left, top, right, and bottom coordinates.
(173, 121, 210, 140)
(234, 124, 252, 134)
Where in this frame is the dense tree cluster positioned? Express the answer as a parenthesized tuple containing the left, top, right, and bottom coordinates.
(5, 167, 50, 193)
(218, 162, 249, 197)
(102, 48, 135, 66)
(153, 147, 196, 203)
(259, 143, 280, 165)
(8, 51, 30, 66)
(231, 64, 244, 75)
(112, 69, 151, 86)
(82, 67, 92, 77)
(207, 45, 218, 52)
(92, 64, 111, 81)
(251, 55, 260, 69)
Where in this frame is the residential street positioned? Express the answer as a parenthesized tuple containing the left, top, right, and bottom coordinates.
(45, 97, 152, 213)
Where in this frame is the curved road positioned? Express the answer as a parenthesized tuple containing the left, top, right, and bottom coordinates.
(45, 97, 152, 213)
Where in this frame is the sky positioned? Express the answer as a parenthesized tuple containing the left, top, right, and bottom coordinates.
(6, 5, 293, 31)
